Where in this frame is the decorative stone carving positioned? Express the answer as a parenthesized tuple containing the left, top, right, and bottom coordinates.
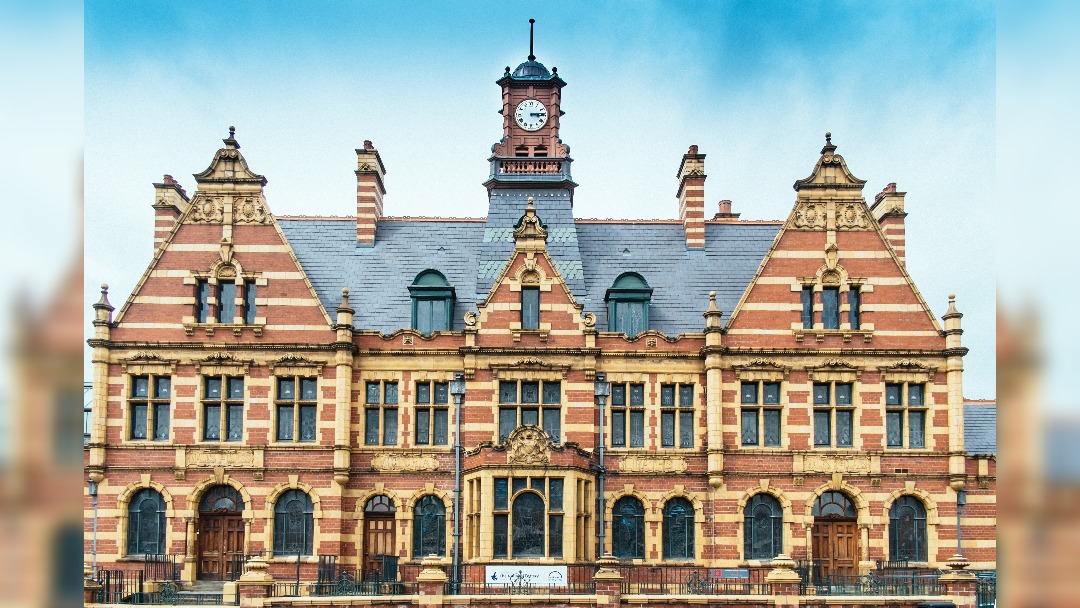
(371, 453, 439, 473)
(791, 202, 827, 230)
(620, 455, 688, 474)
(582, 312, 596, 327)
(835, 202, 870, 230)
(187, 448, 257, 468)
(201, 352, 236, 363)
(190, 196, 224, 223)
(463, 311, 478, 327)
(505, 426, 552, 465)
(801, 453, 872, 474)
(234, 197, 269, 224)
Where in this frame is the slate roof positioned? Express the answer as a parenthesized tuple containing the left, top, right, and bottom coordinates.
(277, 216, 781, 335)
(963, 402, 997, 455)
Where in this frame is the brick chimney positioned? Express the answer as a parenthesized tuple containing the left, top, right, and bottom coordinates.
(151, 174, 189, 252)
(870, 182, 908, 266)
(355, 140, 387, 246)
(713, 199, 741, 220)
(677, 145, 706, 249)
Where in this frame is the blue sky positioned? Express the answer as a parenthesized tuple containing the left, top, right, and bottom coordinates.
(83, 1, 996, 398)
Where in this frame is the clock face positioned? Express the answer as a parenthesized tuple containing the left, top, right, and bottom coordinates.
(514, 99, 548, 131)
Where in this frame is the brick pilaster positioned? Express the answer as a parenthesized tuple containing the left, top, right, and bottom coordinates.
(237, 556, 275, 607)
(939, 555, 978, 608)
(593, 555, 623, 608)
(677, 145, 706, 249)
(765, 553, 802, 608)
(356, 140, 387, 246)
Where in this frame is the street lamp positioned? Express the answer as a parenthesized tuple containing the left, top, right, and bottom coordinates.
(956, 488, 967, 557)
(88, 478, 99, 573)
(448, 373, 466, 593)
(593, 373, 611, 557)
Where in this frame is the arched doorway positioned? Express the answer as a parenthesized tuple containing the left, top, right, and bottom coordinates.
(362, 495, 396, 580)
(197, 485, 245, 580)
(811, 491, 858, 578)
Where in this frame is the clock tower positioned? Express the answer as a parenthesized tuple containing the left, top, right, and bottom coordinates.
(478, 20, 584, 301)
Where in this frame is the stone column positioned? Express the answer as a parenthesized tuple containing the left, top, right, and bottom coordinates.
(938, 554, 978, 608)
(237, 556, 275, 607)
(183, 517, 197, 584)
(594, 555, 623, 608)
(765, 553, 802, 608)
(416, 556, 447, 606)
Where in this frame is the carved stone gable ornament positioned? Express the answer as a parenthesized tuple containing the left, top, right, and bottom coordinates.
(234, 196, 270, 224)
(505, 425, 552, 465)
(792, 202, 827, 230)
(835, 202, 870, 230)
(190, 196, 225, 223)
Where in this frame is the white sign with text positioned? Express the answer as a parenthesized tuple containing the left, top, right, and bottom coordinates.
(484, 565, 568, 587)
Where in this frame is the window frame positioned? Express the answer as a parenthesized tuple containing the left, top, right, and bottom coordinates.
(497, 380, 562, 444)
(662, 497, 695, 561)
(609, 382, 646, 448)
(492, 476, 564, 559)
(740, 380, 782, 448)
(520, 286, 540, 330)
(409, 270, 455, 334)
(812, 381, 855, 448)
(412, 495, 447, 558)
(272, 489, 315, 557)
(126, 488, 167, 556)
(605, 273, 653, 335)
(128, 374, 171, 442)
(885, 382, 928, 449)
(744, 494, 784, 561)
(888, 495, 928, 562)
(611, 496, 646, 559)
(201, 375, 245, 442)
(364, 380, 400, 446)
(414, 380, 450, 446)
(659, 383, 695, 449)
(274, 376, 319, 443)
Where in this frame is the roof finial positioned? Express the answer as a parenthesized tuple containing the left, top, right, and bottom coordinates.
(229, 125, 236, 139)
(825, 131, 831, 145)
(528, 19, 536, 61)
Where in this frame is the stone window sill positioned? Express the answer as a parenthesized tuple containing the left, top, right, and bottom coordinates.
(184, 322, 265, 337)
(794, 329, 872, 344)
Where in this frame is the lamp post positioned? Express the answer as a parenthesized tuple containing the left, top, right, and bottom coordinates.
(593, 373, 611, 558)
(88, 478, 99, 573)
(956, 488, 967, 557)
(448, 373, 466, 593)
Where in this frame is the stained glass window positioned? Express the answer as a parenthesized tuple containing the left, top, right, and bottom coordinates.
(512, 492, 545, 557)
(200, 485, 244, 513)
(744, 494, 783, 560)
(889, 496, 927, 561)
(812, 491, 856, 518)
(412, 495, 446, 557)
(742, 381, 781, 447)
(548, 479, 563, 510)
(886, 383, 928, 449)
(660, 383, 694, 448)
(663, 498, 694, 560)
(364, 381, 398, 445)
(612, 497, 645, 559)
(274, 490, 314, 556)
(813, 382, 855, 448)
(127, 489, 166, 555)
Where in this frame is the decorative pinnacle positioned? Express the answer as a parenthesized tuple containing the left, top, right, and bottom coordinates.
(94, 283, 113, 310)
(338, 287, 353, 313)
(821, 131, 837, 155)
(528, 19, 536, 61)
(229, 126, 235, 139)
(527, 195, 535, 209)
(705, 290, 721, 315)
(825, 131, 831, 145)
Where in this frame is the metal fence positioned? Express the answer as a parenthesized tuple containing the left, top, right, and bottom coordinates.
(271, 568, 419, 598)
(974, 570, 997, 608)
(618, 565, 770, 595)
(807, 572, 945, 596)
(143, 553, 182, 582)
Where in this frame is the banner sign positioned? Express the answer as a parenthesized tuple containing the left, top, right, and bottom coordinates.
(713, 568, 750, 580)
(485, 565, 569, 586)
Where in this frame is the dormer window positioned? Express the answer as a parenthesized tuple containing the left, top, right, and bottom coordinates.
(409, 270, 455, 334)
(605, 273, 652, 335)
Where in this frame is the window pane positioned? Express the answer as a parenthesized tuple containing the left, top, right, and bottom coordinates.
(530, 477, 545, 494)
(278, 378, 295, 400)
(154, 377, 171, 399)
(383, 408, 398, 445)
(679, 411, 694, 448)
(218, 281, 237, 323)
(244, 281, 257, 324)
(277, 405, 294, 441)
(847, 288, 860, 329)
(493, 514, 508, 558)
(543, 408, 560, 443)
(366, 382, 381, 404)
(661, 411, 675, 447)
(204, 405, 220, 440)
(813, 383, 830, 405)
(384, 382, 398, 405)
(196, 280, 211, 323)
(611, 410, 626, 447)
(543, 381, 561, 404)
(764, 409, 781, 447)
(822, 287, 839, 329)
(549, 515, 563, 558)
(300, 378, 317, 400)
(909, 410, 925, 448)
(133, 376, 150, 398)
(433, 409, 448, 445)
(763, 382, 780, 405)
(741, 409, 758, 446)
(629, 384, 644, 406)
(512, 478, 527, 495)
(500, 381, 517, 404)
(611, 384, 625, 406)
(801, 286, 813, 329)
(521, 381, 539, 404)
(886, 411, 903, 448)
(813, 410, 831, 446)
(521, 287, 540, 330)
(365, 409, 379, 445)
(131, 404, 147, 439)
(433, 296, 448, 331)
(908, 384, 924, 406)
(521, 408, 539, 427)
(499, 408, 517, 443)
(494, 478, 508, 510)
(885, 384, 902, 406)
(228, 377, 244, 400)
(433, 382, 448, 404)
(416, 299, 433, 334)
(613, 498, 644, 559)
(415, 409, 430, 445)
(205, 377, 222, 400)
(629, 410, 645, 447)
(416, 383, 431, 404)
(835, 383, 852, 405)
(741, 383, 758, 404)
(836, 410, 853, 447)
(548, 479, 563, 511)
(299, 405, 316, 442)
(664, 499, 693, 560)
(679, 385, 694, 407)
(661, 385, 675, 406)
(226, 404, 243, 441)
(153, 403, 170, 440)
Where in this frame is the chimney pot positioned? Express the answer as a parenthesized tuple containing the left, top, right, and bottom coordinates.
(688, 145, 698, 155)
(718, 200, 732, 214)
(364, 140, 374, 151)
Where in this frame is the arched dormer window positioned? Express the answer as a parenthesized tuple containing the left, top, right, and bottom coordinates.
(409, 270, 455, 334)
(605, 273, 652, 335)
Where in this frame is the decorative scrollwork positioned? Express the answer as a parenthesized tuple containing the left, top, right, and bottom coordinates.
(835, 202, 870, 230)
(792, 203, 827, 230)
(234, 197, 269, 224)
(156, 581, 180, 605)
(190, 196, 224, 223)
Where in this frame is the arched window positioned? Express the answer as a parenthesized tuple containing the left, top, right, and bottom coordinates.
(663, 498, 694, 560)
(889, 496, 928, 562)
(744, 494, 783, 560)
(199, 485, 244, 514)
(273, 490, 314, 556)
(127, 488, 166, 555)
(511, 492, 545, 557)
(364, 495, 396, 513)
(409, 270, 455, 334)
(605, 273, 652, 335)
(812, 491, 856, 518)
(413, 495, 446, 557)
(612, 496, 645, 559)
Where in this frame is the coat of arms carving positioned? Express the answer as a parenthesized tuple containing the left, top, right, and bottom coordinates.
(505, 425, 552, 465)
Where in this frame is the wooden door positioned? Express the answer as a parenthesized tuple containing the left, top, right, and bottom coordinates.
(812, 520, 858, 578)
(198, 515, 245, 580)
(362, 515, 395, 579)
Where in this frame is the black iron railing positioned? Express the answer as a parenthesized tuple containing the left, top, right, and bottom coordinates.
(974, 570, 997, 608)
(808, 572, 944, 596)
(270, 569, 419, 597)
(618, 565, 770, 595)
(95, 568, 145, 604)
(142, 553, 181, 581)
